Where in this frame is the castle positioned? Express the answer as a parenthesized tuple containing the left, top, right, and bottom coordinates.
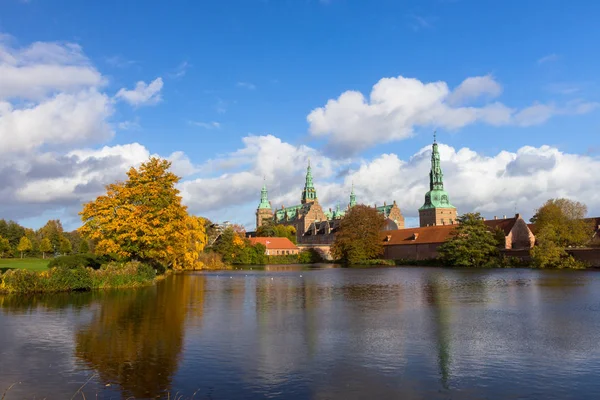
(256, 161, 405, 244)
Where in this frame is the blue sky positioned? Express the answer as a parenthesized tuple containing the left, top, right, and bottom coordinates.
(1, 0, 599, 230)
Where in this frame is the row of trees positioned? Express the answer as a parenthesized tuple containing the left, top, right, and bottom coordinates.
(0, 219, 91, 259)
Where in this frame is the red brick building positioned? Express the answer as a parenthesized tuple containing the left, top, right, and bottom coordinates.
(381, 214, 535, 260)
(248, 237, 299, 256)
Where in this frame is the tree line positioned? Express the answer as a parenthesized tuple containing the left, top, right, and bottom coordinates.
(0, 219, 91, 259)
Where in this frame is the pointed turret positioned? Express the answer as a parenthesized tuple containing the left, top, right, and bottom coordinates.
(256, 178, 273, 229)
(349, 181, 357, 208)
(301, 159, 318, 204)
(419, 131, 457, 227)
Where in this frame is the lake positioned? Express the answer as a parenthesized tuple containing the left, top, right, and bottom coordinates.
(1, 266, 600, 399)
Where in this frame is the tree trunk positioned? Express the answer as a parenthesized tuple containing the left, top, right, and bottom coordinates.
(20, 251, 23, 259)
(42, 252, 45, 259)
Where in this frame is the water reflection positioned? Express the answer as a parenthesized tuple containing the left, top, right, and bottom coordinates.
(74, 275, 192, 398)
(1, 267, 600, 399)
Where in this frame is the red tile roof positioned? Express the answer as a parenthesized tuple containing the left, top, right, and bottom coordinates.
(248, 237, 299, 250)
(381, 216, 523, 246)
(381, 225, 456, 246)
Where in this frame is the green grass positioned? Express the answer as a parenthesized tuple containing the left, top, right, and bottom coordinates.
(0, 258, 49, 273)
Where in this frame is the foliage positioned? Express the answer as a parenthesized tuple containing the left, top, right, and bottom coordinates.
(39, 220, 64, 250)
(437, 213, 499, 267)
(298, 248, 323, 263)
(209, 228, 268, 265)
(0, 236, 10, 258)
(0, 219, 26, 249)
(17, 236, 33, 258)
(351, 259, 395, 266)
(173, 215, 209, 270)
(79, 239, 90, 254)
(59, 236, 72, 255)
(529, 198, 594, 269)
(530, 198, 595, 247)
(493, 227, 506, 248)
(39, 238, 52, 258)
(80, 157, 189, 269)
(256, 221, 297, 244)
(331, 204, 386, 264)
(0, 261, 156, 294)
(197, 251, 229, 270)
(531, 225, 585, 269)
(47, 254, 105, 270)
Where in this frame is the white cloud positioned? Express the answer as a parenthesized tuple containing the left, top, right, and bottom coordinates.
(237, 81, 256, 90)
(190, 121, 221, 129)
(307, 74, 599, 156)
(538, 53, 559, 64)
(0, 89, 113, 154)
(0, 36, 104, 100)
(177, 135, 600, 229)
(447, 75, 502, 105)
(169, 61, 190, 79)
(115, 77, 163, 106)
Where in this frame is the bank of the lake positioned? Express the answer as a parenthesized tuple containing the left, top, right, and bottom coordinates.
(1, 265, 600, 399)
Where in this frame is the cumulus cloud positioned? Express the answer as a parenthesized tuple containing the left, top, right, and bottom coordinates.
(178, 135, 600, 228)
(307, 75, 599, 156)
(115, 77, 163, 106)
(0, 35, 104, 100)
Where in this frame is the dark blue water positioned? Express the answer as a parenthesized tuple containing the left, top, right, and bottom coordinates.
(1, 266, 600, 399)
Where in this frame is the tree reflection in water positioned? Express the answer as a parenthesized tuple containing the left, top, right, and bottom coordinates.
(75, 275, 192, 399)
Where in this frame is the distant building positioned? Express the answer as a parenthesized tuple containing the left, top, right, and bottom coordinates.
(248, 237, 299, 256)
(419, 133, 458, 227)
(382, 214, 535, 260)
(255, 160, 404, 244)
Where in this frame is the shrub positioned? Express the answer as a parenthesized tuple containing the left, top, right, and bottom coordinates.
(197, 252, 229, 270)
(48, 254, 103, 270)
(298, 248, 323, 264)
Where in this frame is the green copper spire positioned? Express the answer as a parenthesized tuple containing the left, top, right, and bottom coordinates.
(419, 132, 455, 211)
(349, 182, 357, 207)
(258, 179, 271, 209)
(301, 159, 317, 204)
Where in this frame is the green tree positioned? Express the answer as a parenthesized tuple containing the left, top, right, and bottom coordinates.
(40, 238, 53, 259)
(530, 198, 594, 247)
(493, 227, 506, 248)
(530, 198, 593, 268)
(17, 236, 33, 259)
(256, 219, 276, 237)
(59, 236, 72, 255)
(79, 239, 90, 254)
(331, 204, 386, 264)
(39, 220, 64, 250)
(0, 236, 10, 258)
(438, 213, 498, 267)
(210, 227, 245, 264)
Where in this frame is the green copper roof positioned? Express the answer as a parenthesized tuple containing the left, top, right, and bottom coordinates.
(420, 135, 455, 211)
(274, 204, 304, 222)
(349, 182, 356, 208)
(301, 160, 317, 203)
(258, 181, 271, 209)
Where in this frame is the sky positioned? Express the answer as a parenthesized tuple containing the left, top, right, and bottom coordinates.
(0, 0, 599, 230)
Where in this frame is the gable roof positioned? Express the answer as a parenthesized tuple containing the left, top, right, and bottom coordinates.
(381, 216, 526, 246)
(381, 225, 456, 246)
(248, 237, 298, 250)
(484, 217, 517, 235)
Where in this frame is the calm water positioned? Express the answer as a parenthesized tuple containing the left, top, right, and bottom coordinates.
(1, 266, 600, 399)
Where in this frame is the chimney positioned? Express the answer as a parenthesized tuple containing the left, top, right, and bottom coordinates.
(386, 235, 391, 242)
(482, 217, 486, 221)
(494, 216, 498, 220)
(515, 213, 521, 219)
(503, 215, 506, 219)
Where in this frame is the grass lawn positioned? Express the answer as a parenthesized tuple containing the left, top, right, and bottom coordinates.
(0, 258, 49, 273)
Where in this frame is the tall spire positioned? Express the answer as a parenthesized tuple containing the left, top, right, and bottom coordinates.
(429, 131, 444, 191)
(301, 159, 317, 204)
(258, 178, 271, 209)
(349, 181, 357, 207)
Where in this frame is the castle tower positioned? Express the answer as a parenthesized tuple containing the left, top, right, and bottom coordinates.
(419, 133, 457, 227)
(349, 182, 357, 208)
(256, 180, 273, 229)
(301, 160, 318, 204)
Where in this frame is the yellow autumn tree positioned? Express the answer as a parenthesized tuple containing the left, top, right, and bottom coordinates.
(173, 215, 208, 270)
(79, 157, 189, 268)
